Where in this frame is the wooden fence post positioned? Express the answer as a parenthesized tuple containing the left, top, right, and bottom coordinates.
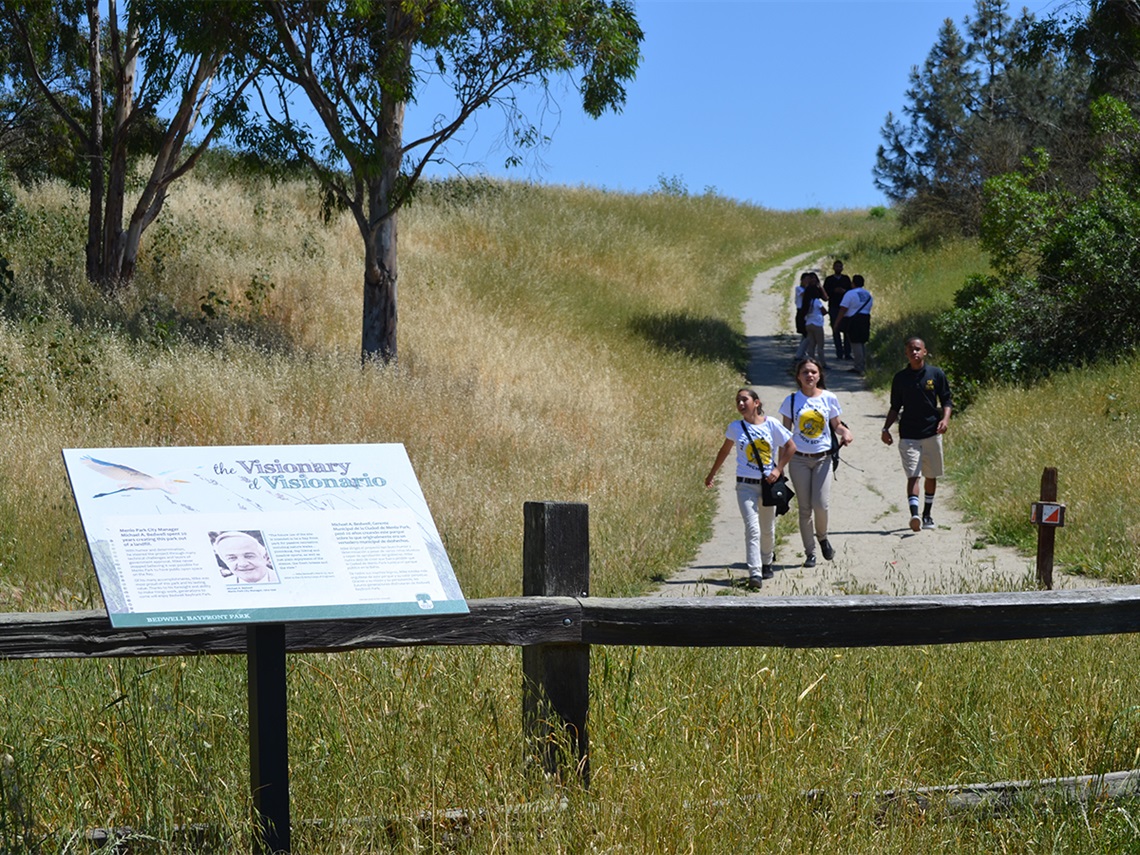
(1036, 467, 1058, 590)
(521, 501, 590, 786)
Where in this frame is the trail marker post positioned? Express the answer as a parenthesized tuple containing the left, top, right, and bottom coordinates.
(1030, 467, 1065, 590)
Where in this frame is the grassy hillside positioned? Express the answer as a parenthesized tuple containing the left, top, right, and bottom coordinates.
(0, 176, 880, 611)
(2, 175, 1139, 853)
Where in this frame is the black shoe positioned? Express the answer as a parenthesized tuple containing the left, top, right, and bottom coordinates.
(922, 516, 935, 530)
(761, 564, 774, 579)
(819, 538, 834, 561)
(803, 553, 817, 568)
(747, 572, 763, 590)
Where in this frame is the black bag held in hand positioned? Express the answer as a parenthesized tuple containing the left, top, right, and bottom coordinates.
(761, 475, 794, 513)
(830, 421, 848, 476)
(740, 420, 794, 516)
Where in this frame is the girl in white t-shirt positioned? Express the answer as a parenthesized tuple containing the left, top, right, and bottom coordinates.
(705, 388, 795, 589)
(779, 360, 854, 568)
(801, 272, 828, 368)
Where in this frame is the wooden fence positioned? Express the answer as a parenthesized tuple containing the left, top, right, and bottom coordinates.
(3, 501, 1140, 851)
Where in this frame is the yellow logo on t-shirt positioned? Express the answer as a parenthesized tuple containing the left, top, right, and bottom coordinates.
(745, 436, 773, 466)
(798, 407, 826, 440)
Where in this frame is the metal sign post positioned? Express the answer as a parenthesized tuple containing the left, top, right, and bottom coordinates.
(248, 624, 290, 854)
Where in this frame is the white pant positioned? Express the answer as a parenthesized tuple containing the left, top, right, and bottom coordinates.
(735, 481, 776, 572)
(788, 453, 832, 553)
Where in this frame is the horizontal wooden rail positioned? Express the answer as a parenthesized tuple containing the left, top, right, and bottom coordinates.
(3, 585, 1140, 661)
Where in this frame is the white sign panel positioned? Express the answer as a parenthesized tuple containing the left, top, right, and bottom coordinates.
(62, 444, 467, 627)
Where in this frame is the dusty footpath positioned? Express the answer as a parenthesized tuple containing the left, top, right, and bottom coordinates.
(655, 251, 1095, 598)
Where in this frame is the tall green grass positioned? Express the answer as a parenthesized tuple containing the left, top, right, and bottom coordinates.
(5, 640, 1140, 852)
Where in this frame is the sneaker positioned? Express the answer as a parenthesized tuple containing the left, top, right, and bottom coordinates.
(747, 572, 763, 590)
(909, 514, 922, 532)
(761, 564, 775, 579)
(819, 538, 834, 561)
(803, 553, 817, 568)
(922, 516, 935, 530)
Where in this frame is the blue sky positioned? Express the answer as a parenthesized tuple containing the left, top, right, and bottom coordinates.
(404, 0, 1063, 210)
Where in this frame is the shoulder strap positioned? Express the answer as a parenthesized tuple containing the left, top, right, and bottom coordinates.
(740, 420, 768, 474)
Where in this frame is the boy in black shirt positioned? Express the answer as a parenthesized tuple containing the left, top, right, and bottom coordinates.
(823, 260, 851, 361)
(880, 337, 953, 532)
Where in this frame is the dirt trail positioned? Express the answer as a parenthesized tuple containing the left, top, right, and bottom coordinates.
(655, 252, 1095, 598)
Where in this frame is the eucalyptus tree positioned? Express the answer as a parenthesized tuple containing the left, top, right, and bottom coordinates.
(0, 0, 257, 289)
(235, 0, 642, 364)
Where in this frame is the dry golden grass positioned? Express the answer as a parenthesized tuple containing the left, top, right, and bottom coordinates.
(1, 176, 877, 608)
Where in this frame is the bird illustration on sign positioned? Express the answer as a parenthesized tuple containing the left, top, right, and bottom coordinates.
(81, 456, 190, 498)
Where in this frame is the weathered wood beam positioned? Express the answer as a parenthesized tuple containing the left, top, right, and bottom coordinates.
(4, 586, 1140, 661)
(580, 587, 1140, 647)
(0, 598, 581, 660)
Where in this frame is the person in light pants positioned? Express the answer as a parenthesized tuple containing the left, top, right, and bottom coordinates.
(779, 359, 853, 567)
(705, 388, 795, 589)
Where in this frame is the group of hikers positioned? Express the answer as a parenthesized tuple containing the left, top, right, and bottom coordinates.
(794, 260, 873, 376)
(704, 260, 953, 590)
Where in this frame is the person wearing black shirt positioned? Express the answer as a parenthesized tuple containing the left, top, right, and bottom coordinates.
(823, 260, 852, 361)
(880, 337, 953, 532)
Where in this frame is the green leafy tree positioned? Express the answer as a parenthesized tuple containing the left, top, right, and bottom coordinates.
(937, 95, 1140, 394)
(233, 0, 642, 364)
(875, 0, 1089, 235)
(0, 0, 258, 290)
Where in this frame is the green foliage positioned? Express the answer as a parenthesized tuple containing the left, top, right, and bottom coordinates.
(876, 0, 1093, 235)
(654, 173, 688, 197)
(233, 0, 645, 360)
(939, 94, 1140, 393)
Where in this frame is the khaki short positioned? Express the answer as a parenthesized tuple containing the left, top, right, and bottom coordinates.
(899, 435, 944, 479)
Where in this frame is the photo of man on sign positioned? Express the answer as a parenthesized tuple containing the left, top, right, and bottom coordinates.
(211, 530, 279, 584)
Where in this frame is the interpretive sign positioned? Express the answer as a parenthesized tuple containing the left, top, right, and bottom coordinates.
(62, 444, 467, 627)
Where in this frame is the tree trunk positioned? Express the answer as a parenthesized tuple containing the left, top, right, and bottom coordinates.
(101, 8, 138, 289)
(361, 46, 408, 364)
(361, 224, 398, 364)
(84, 0, 104, 284)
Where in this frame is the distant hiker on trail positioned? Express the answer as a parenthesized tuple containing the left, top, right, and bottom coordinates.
(881, 337, 953, 532)
(793, 271, 814, 363)
(832, 274, 873, 376)
(780, 358, 853, 568)
(705, 388, 795, 589)
(823, 260, 852, 361)
(799, 271, 829, 368)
